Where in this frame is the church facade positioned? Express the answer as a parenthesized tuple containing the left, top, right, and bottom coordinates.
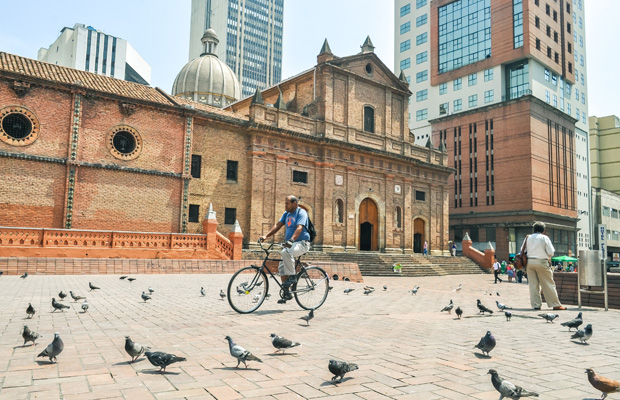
(0, 38, 453, 255)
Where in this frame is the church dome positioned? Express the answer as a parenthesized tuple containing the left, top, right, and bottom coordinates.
(171, 29, 241, 108)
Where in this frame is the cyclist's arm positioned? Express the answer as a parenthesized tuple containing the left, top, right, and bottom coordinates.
(260, 222, 284, 241)
(290, 224, 304, 242)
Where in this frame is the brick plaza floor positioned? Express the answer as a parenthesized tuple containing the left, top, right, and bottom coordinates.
(0, 272, 616, 399)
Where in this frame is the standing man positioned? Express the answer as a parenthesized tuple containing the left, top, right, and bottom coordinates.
(522, 222, 566, 310)
(423, 241, 428, 256)
(451, 243, 457, 257)
(260, 195, 311, 304)
(493, 258, 502, 283)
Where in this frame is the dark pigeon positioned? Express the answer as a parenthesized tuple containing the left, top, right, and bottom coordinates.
(119, 276, 128, 280)
(125, 336, 148, 362)
(70, 291, 85, 302)
(219, 289, 226, 300)
(488, 369, 539, 399)
(225, 336, 262, 368)
(383, 285, 388, 291)
(52, 298, 70, 312)
(22, 325, 40, 346)
(410, 286, 419, 295)
(505, 311, 513, 321)
(20, 272, 28, 279)
(145, 351, 186, 372)
(200, 287, 206, 297)
(141, 291, 151, 302)
(127, 278, 136, 282)
(328, 359, 359, 383)
(363, 289, 371, 295)
(455, 306, 463, 319)
(571, 324, 593, 344)
(300, 309, 314, 325)
(89, 282, 100, 291)
(37, 333, 64, 362)
(474, 330, 496, 356)
(58, 291, 67, 300)
(343, 277, 350, 282)
(560, 312, 583, 331)
(441, 299, 454, 314)
(344, 288, 354, 295)
(270, 334, 301, 353)
(477, 299, 494, 314)
(539, 313, 559, 323)
(26, 303, 35, 318)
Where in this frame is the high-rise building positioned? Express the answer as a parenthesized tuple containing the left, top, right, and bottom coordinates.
(189, 0, 284, 99)
(394, 0, 590, 258)
(590, 115, 620, 193)
(38, 23, 151, 85)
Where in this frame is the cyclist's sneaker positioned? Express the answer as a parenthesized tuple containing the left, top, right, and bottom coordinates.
(277, 298, 287, 304)
(282, 277, 297, 288)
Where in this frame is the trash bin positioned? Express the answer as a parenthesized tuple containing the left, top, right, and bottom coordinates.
(578, 250, 603, 286)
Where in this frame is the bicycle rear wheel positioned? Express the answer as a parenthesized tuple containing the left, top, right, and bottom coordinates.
(293, 266, 329, 310)
(227, 266, 269, 314)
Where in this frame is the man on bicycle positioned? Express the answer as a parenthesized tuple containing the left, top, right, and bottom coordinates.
(260, 195, 311, 304)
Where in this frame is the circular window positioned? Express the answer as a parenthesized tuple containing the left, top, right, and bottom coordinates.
(365, 63, 373, 75)
(107, 125, 142, 160)
(0, 106, 40, 146)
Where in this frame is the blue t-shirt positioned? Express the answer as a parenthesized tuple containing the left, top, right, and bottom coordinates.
(279, 207, 310, 242)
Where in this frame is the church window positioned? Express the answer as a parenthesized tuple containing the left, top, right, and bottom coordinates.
(191, 155, 202, 178)
(395, 206, 402, 228)
(363, 106, 375, 133)
(224, 208, 236, 225)
(415, 190, 426, 201)
(293, 170, 308, 184)
(189, 205, 200, 222)
(227, 160, 238, 182)
(107, 125, 142, 160)
(0, 106, 40, 147)
(335, 199, 344, 224)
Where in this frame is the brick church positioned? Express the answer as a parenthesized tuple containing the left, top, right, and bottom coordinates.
(0, 33, 452, 255)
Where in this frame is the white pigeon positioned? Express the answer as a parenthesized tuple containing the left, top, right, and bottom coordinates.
(453, 284, 462, 292)
(81, 299, 89, 313)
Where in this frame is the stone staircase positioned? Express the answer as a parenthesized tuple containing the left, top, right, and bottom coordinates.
(242, 249, 488, 277)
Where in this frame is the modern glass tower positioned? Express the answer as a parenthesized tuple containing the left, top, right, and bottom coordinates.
(189, 0, 284, 98)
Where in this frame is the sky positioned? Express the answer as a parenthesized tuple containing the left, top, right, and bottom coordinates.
(0, 0, 618, 117)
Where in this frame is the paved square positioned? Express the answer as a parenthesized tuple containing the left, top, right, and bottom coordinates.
(0, 272, 617, 399)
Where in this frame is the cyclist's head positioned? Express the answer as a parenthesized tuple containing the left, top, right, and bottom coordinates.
(285, 195, 298, 212)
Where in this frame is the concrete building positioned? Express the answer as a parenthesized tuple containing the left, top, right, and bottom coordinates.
(189, 0, 284, 98)
(394, 0, 589, 259)
(592, 187, 620, 269)
(590, 115, 620, 193)
(38, 23, 151, 85)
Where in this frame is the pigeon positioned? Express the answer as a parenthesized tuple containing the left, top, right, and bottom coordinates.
(20, 272, 28, 279)
(300, 309, 314, 325)
(81, 299, 89, 313)
(89, 282, 100, 291)
(120, 276, 128, 280)
(496, 301, 512, 311)
(21, 325, 40, 346)
(455, 306, 463, 319)
(0, 270, 3, 275)
(225, 336, 262, 368)
(58, 291, 67, 300)
(364, 286, 375, 291)
(363, 289, 371, 295)
(51, 298, 70, 312)
(488, 369, 539, 399)
(453, 283, 462, 292)
(383, 285, 388, 291)
(328, 359, 359, 383)
(26, 303, 35, 318)
(571, 324, 593, 344)
(505, 311, 513, 321)
(560, 312, 583, 331)
(539, 313, 559, 323)
(200, 287, 206, 297)
(148, 287, 155, 294)
(410, 286, 419, 295)
(344, 288, 355, 295)
(441, 300, 454, 314)
(585, 368, 620, 400)
(141, 291, 151, 302)
(270, 333, 301, 353)
(344, 277, 350, 282)
(329, 286, 334, 292)
(496, 292, 500, 296)
(124, 336, 148, 363)
(127, 278, 136, 282)
(219, 289, 226, 300)
(70, 291, 85, 302)
(477, 299, 494, 314)
(235, 285, 245, 295)
(145, 351, 186, 372)
(474, 331, 496, 356)
(37, 333, 64, 362)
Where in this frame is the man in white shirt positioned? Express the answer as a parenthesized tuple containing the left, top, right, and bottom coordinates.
(493, 258, 502, 283)
(522, 221, 566, 310)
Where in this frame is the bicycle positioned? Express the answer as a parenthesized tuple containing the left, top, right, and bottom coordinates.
(227, 239, 330, 314)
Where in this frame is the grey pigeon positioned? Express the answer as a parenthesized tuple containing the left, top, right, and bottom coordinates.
(410, 286, 419, 295)
(89, 282, 100, 291)
(21, 325, 40, 346)
(70, 291, 85, 302)
(328, 359, 359, 383)
(37, 333, 63, 362)
(225, 335, 262, 368)
(148, 287, 154, 294)
(145, 351, 186, 372)
(26, 303, 35, 318)
(270, 333, 301, 353)
(344, 277, 350, 282)
(344, 288, 354, 295)
(219, 289, 226, 300)
(455, 306, 463, 319)
(20, 272, 28, 279)
(571, 324, 593, 344)
(200, 287, 206, 297)
(51, 298, 70, 312)
(141, 291, 151, 302)
(120, 276, 128, 280)
(125, 336, 148, 362)
(441, 299, 454, 314)
(363, 289, 371, 295)
(496, 300, 512, 310)
(58, 291, 67, 300)
(539, 313, 559, 323)
(505, 311, 513, 321)
(560, 312, 583, 331)
(383, 285, 388, 291)
(300, 309, 314, 325)
(477, 299, 494, 314)
(474, 330, 496, 356)
(127, 277, 136, 282)
(81, 299, 89, 313)
(488, 369, 539, 399)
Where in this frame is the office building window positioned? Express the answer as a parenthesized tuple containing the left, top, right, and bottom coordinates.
(454, 98, 462, 111)
(544, 69, 550, 81)
(453, 78, 462, 91)
(191, 155, 201, 178)
(468, 73, 477, 86)
(400, 3, 411, 16)
(227, 160, 238, 182)
(400, 39, 411, 52)
(224, 208, 236, 225)
(416, 51, 428, 64)
(189, 204, 200, 223)
(416, 0, 427, 8)
(416, 109, 428, 121)
(364, 106, 375, 133)
(416, 70, 428, 82)
(400, 22, 411, 34)
(553, 94, 557, 107)
(507, 61, 529, 99)
(439, 83, 447, 95)
(484, 68, 493, 81)
(416, 14, 428, 27)
(552, 75, 557, 86)
(567, 103, 571, 114)
(546, 90, 550, 103)
(439, 102, 449, 114)
(416, 32, 428, 45)
(438, 0, 491, 73)
(468, 94, 478, 107)
(535, 16, 540, 28)
(484, 90, 494, 103)
(582, 93, 585, 104)
(400, 58, 411, 70)
(513, 0, 524, 48)
(536, 38, 541, 50)
(416, 89, 428, 102)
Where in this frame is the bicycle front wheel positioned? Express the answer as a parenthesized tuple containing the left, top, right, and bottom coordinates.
(293, 266, 329, 310)
(227, 266, 269, 314)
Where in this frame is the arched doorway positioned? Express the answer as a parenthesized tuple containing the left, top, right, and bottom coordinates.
(359, 198, 378, 251)
(413, 218, 425, 253)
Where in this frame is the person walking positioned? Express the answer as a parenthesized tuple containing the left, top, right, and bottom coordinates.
(516, 258, 524, 283)
(423, 241, 428, 256)
(507, 263, 514, 283)
(522, 222, 566, 310)
(451, 243, 457, 257)
(493, 258, 502, 283)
